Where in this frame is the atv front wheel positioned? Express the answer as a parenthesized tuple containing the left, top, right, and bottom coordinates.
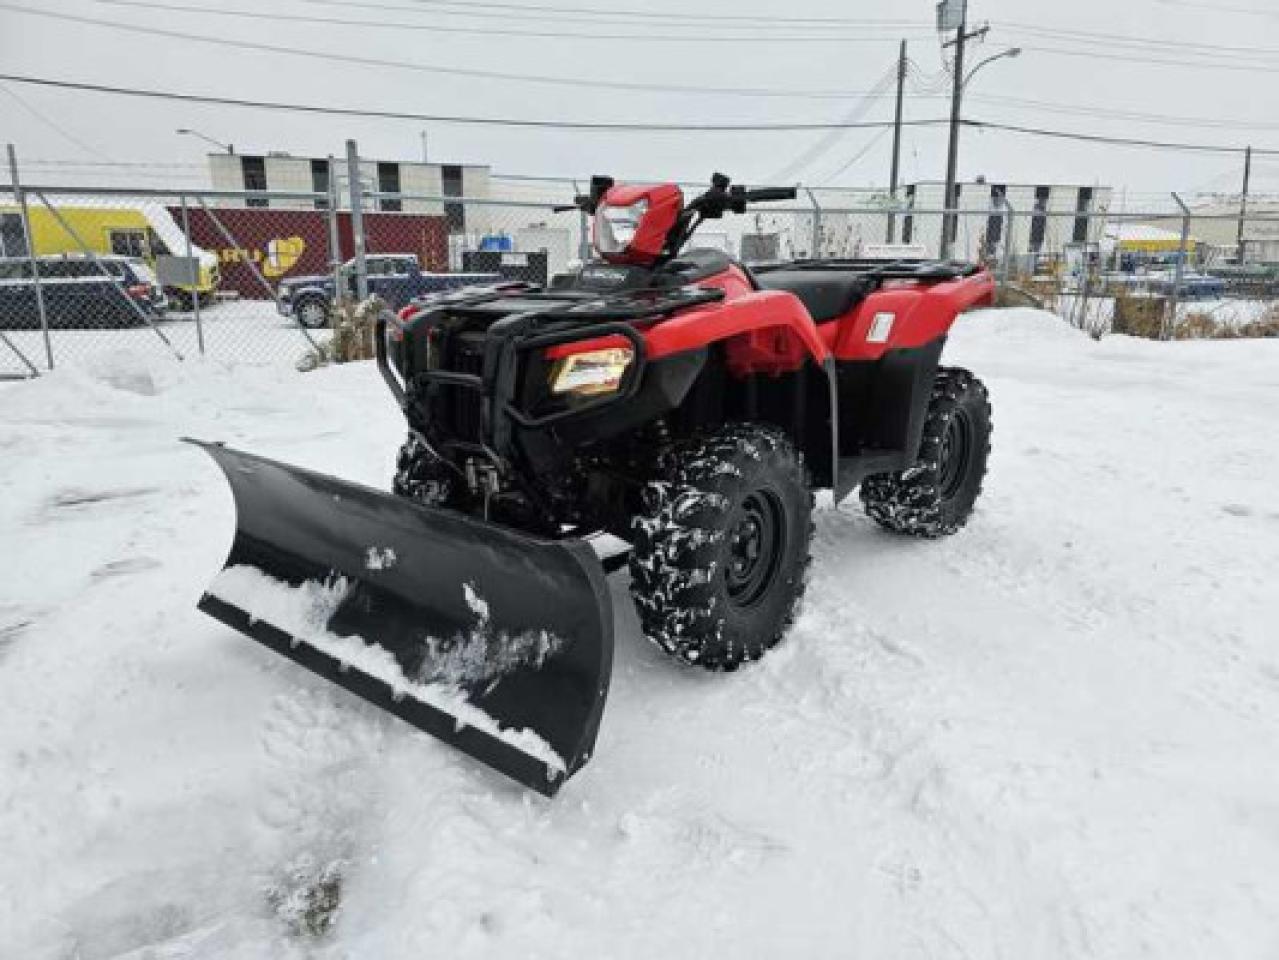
(629, 423, 813, 670)
(392, 434, 465, 508)
(860, 367, 991, 537)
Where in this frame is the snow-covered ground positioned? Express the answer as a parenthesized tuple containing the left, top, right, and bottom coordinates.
(2, 308, 1278, 958)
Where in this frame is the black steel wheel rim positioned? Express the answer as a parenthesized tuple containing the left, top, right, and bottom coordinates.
(939, 409, 974, 500)
(725, 489, 786, 608)
(299, 301, 326, 327)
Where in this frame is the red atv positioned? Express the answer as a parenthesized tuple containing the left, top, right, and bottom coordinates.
(191, 173, 993, 794)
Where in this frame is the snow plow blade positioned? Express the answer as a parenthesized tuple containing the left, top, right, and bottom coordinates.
(188, 440, 613, 797)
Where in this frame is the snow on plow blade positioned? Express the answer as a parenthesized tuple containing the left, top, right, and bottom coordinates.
(188, 440, 613, 796)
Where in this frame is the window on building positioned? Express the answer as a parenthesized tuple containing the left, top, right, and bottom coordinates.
(241, 156, 268, 208)
(378, 162, 402, 212)
(1029, 185, 1051, 253)
(902, 185, 916, 244)
(109, 229, 148, 258)
(0, 213, 28, 257)
(311, 159, 330, 210)
(1073, 186, 1094, 245)
(442, 164, 465, 234)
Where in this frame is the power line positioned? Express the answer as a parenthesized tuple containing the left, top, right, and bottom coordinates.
(18, 158, 205, 168)
(1016, 42, 1277, 74)
(0, 73, 950, 131)
(963, 91, 1279, 132)
(819, 127, 894, 186)
(0, 84, 110, 159)
(767, 68, 897, 183)
(967, 120, 1274, 156)
(89, 0, 933, 42)
(301, 0, 928, 27)
(1001, 20, 1279, 60)
(0, 4, 911, 100)
(902, 61, 1279, 132)
(1152, 0, 1279, 17)
(5, 72, 1277, 156)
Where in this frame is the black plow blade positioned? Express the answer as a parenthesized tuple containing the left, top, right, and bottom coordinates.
(187, 440, 613, 796)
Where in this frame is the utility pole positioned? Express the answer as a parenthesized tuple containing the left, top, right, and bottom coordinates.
(1237, 145, 1252, 264)
(940, 6, 989, 259)
(887, 39, 908, 243)
(420, 130, 429, 164)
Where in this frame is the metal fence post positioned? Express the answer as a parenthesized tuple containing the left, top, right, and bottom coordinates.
(325, 155, 343, 303)
(999, 199, 1015, 287)
(7, 144, 53, 369)
(1166, 192, 1191, 341)
(805, 187, 822, 259)
(572, 180, 591, 265)
(179, 193, 205, 356)
(345, 139, 369, 302)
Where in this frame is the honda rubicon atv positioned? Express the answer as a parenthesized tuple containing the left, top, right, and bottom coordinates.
(190, 174, 994, 795)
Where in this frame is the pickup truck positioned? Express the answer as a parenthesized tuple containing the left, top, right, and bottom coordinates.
(276, 254, 499, 328)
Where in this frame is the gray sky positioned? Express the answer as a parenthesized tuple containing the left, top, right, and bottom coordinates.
(2, 0, 1277, 203)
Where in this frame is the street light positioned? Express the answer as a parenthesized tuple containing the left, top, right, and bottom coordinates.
(940, 43, 1022, 259)
(964, 46, 1022, 87)
(176, 128, 234, 154)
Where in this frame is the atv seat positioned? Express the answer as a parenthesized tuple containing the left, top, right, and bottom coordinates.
(754, 269, 875, 323)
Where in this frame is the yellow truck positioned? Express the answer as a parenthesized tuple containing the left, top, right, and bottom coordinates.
(0, 201, 220, 308)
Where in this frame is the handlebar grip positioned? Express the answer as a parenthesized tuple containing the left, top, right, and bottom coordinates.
(745, 187, 798, 202)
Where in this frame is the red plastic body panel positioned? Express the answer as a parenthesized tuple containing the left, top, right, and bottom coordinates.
(822, 272, 995, 361)
(644, 288, 830, 374)
(596, 184, 683, 265)
(546, 265, 994, 379)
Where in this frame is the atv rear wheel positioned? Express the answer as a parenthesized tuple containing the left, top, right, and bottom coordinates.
(860, 367, 991, 537)
(629, 423, 812, 670)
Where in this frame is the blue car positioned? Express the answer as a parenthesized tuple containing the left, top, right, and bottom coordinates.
(276, 254, 499, 328)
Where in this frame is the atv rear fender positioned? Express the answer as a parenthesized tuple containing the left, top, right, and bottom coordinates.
(826, 270, 995, 361)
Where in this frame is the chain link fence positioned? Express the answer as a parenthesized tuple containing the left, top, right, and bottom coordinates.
(3, 147, 1278, 378)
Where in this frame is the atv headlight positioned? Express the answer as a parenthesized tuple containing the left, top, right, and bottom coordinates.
(594, 200, 648, 255)
(549, 346, 634, 397)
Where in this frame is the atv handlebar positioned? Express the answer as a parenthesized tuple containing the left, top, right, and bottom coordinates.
(742, 187, 798, 203)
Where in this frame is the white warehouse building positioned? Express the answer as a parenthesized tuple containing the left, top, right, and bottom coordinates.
(205, 151, 491, 224)
(898, 180, 1114, 261)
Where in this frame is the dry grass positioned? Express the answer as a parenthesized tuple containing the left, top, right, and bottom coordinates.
(1112, 294, 1167, 339)
(297, 297, 382, 371)
(1174, 305, 1279, 340)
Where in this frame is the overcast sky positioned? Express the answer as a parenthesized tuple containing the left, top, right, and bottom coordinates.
(1, 0, 1277, 203)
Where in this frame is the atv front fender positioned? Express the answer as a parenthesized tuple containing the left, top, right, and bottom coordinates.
(641, 289, 831, 377)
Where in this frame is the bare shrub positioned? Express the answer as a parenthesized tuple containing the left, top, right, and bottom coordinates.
(1112, 294, 1167, 339)
(1174, 312, 1226, 340)
(297, 297, 383, 371)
